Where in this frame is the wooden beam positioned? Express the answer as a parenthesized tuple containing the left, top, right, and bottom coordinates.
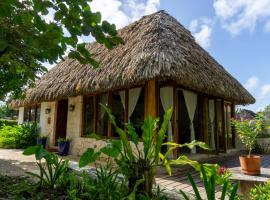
(145, 79, 157, 118)
(173, 87, 179, 158)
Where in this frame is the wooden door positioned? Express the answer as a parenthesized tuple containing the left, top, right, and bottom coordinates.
(55, 99, 68, 144)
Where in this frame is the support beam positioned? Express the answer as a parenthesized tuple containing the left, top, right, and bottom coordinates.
(145, 79, 157, 118)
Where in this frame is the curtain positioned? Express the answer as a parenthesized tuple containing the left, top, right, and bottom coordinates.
(209, 100, 216, 150)
(128, 87, 142, 122)
(183, 90, 197, 154)
(160, 87, 174, 142)
(119, 91, 126, 110)
(99, 94, 109, 120)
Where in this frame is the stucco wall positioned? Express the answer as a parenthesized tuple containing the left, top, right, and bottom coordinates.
(39, 101, 57, 147)
(65, 96, 107, 155)
(18, 107, 24, 124)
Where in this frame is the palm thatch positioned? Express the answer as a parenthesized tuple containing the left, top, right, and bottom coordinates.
(11, 10, 255, 108)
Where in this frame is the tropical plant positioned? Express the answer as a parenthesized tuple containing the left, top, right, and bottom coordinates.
(79, 105, 209, 197)
(57, 137, 71, 142)
(180, 165, 239, 200)
(23, 145, 69, 189)
(0, 119, 17, 128)
(232, 113, 267, 157)
(0, 122, 39, 148)
(249, 181, 270, 200)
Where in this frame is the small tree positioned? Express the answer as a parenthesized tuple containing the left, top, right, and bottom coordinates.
(79, 106, 209, 196)
(232, 113, 266, 157)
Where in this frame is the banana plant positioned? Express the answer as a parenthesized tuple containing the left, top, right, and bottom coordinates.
(79, 105, 209, 196)
(180, 165, 239, 200)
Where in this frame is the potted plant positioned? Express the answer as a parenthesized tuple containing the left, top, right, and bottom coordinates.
(57, 138, 71, 156)
(37, 135, 47, 149)
(232, 113, 266, 175)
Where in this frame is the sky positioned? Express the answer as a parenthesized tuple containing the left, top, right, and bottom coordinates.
(45, 0, 270, 112)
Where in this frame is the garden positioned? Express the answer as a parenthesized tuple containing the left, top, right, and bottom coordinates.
(1, 106, 270, 200)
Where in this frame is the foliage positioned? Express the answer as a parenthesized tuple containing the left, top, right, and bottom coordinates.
(0, 118, 17, 128)
(0, 122, 39, 148)
(0, 104, 17, 119)
(79, 105, 209, 197)
(23, 145, 69, 189)
(180, 165, 239, 200)
(249, 181, 270, 200)
(232, 113, 267, 156)
(0, 0, 123, 100)
(57, 137, 71, 142)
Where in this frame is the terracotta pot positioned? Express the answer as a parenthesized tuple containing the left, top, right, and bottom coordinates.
(239, 155, 261, 175)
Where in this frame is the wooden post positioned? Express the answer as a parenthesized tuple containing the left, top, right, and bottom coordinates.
(173, 88, 179, 158)
(232, 104, 236, 148)
(203, 97, 209, 145)
(145, 79, 157, 118)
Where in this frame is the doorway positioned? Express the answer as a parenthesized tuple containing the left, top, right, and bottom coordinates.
(216, 100, 226, 152)
(55, 99, 68, 145)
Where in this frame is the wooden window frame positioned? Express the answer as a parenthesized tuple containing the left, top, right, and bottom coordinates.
(23, 105, 41, 123)
(81, 86, 145, 139)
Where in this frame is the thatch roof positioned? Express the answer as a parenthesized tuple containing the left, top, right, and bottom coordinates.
(11, 10, 255, 108)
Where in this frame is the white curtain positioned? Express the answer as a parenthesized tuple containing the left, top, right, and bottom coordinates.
(183, 90, 197, 154)
(160, 87, 174, 142)
(99, 94, 109, 119)
(128, 87, 142, 122)
(119, 91, 126, 110)
(209, 100, 216, 150)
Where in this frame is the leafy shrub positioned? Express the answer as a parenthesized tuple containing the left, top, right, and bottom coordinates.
(0, 119, 17, 128)
(180, 165, 239, 200)
(249, 181, 270, 200)
(0, 122, 39, 149)
(23, 145, 69, 190)
(80, 106, 209, 197)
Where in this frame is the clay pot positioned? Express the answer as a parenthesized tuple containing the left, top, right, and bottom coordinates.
(239, 155, 261, 175)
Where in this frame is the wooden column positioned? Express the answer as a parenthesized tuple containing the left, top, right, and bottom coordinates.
(231, 104, 236, 148)
(173, 88, 179, 158)
(202, 97, 209, 145)
(145, 79, 157, 118)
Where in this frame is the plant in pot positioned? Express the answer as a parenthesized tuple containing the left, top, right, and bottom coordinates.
(37, 135, 47, 149)
(57, 138, 71, 156)
(232, 113, 266, 175)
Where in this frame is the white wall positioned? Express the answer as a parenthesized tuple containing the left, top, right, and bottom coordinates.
(18, 107, 24, 124)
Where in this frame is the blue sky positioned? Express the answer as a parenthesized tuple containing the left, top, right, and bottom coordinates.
(45, 0, 270, 112)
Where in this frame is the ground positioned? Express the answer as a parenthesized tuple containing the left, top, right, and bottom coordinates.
(0, 149, 269, 199)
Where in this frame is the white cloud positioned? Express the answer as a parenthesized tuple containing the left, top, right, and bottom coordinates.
(189, 18, 213, 48)
(264, 21, 270, 32)
(244, 76, 259, 91)
(213, 0, 270, 35)
(90, 0, 160, 29)
(260, 84, 270, 99)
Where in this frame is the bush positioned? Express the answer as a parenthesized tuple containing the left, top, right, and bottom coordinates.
(0, 122, 39, 149)
(249, 181, 270, 200)
(0, 119, 17, 128)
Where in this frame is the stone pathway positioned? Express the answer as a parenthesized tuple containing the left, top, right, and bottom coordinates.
(0, 149, 37, 177)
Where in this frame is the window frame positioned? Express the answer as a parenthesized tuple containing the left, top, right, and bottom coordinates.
(23, 104, 41, 123)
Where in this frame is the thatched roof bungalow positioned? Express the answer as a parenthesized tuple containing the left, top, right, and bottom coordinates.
(13, 11, 254, 156)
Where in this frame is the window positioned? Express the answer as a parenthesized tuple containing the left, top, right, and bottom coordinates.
(83, 96, 95, 136)
(129, 88, 144, 137)
(23, 105, 41, 123)
(111, 91, 126, 137)
(97, 94, 109, 136)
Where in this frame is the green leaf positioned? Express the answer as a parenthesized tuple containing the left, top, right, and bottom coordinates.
(0, 39, 8, 52)
(100, 140, 122, 158)
(79, 148, 101, 167)
(126, 123, 139, 145)
(188, 173, 202, 200)
(179, 190, 190, 200)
